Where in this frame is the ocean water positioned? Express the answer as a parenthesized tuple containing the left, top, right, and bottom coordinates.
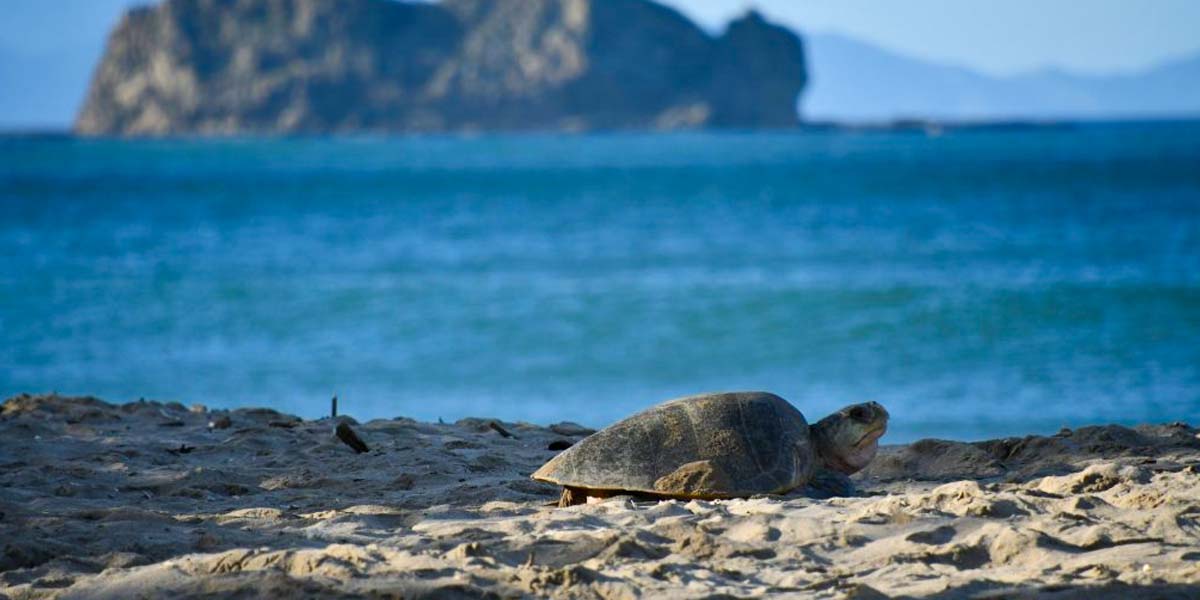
(2, 123, 1199, 443)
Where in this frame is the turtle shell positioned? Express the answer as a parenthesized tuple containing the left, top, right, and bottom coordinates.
(531, 391, 815, 499)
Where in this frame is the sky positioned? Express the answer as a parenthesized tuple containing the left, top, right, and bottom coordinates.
(4, 0, 1200, 74)
(2, 0, 1200, 128)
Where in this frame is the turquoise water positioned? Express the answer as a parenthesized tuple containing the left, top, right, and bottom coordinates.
(2, 124, 1199, 442)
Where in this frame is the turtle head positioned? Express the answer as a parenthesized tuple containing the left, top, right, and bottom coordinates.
(811, 401, 889, 475)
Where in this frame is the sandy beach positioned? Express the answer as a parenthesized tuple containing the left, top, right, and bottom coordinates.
(1, 393, 1198, 599)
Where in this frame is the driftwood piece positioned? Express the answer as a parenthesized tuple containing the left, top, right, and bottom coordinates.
(336, 422, 369, 454)
(489, 421, 517, 439)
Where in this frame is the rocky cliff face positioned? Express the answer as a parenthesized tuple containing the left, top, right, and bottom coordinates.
(76, 0, 807, 135)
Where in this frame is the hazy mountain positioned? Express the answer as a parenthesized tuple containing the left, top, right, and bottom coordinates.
(804, 33, 1200, 122)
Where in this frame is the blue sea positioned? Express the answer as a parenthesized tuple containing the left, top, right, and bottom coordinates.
(2, 123, 1199, 442)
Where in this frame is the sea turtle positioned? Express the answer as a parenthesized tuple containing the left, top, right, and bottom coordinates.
(532, 391, 888, 506)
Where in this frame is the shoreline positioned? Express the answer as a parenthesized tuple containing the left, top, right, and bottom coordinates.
(2, 116, 1199, 140)
(2, 393, 1198, 599)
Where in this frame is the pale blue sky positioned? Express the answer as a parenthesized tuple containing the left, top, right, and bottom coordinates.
(3, 0, 1200, 75)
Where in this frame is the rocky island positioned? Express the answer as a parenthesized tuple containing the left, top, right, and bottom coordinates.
(75, 0, 808, 136)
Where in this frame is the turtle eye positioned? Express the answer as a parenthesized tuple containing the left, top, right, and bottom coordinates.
(849, 406, 869, 422)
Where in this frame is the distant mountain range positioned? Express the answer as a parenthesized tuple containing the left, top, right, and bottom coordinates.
(804, 33, 1200, 122)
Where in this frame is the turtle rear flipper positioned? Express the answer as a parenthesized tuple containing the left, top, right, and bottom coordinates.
(558, 487, 586, 507)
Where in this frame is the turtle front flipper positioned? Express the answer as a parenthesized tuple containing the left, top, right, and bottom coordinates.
(805, 469, 856, 498)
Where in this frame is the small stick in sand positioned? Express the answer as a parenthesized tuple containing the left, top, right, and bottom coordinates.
(489, 421, 518, 439)
(331, 394, 338, 418)
(336, 422, 369, 454)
